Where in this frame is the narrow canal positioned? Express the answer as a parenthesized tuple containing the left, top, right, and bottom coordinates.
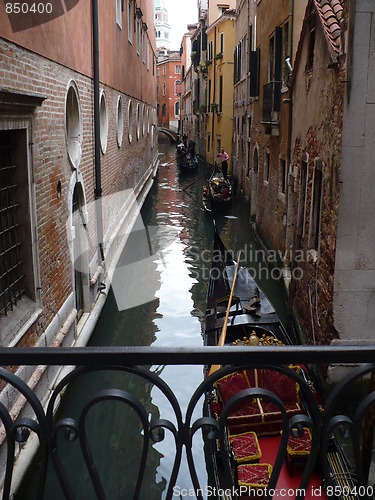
(17, 138, 289, 499)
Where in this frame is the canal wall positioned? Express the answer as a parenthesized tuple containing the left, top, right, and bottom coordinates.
(0, 154, 159, 497)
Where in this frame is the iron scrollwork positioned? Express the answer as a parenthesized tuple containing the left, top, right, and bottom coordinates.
(0, 359, 373, 499)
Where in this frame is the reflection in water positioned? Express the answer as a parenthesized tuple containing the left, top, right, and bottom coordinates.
(16, 137, 289, 499)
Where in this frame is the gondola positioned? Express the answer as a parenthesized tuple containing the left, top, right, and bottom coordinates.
(176, 143, 198, 172)
(203, 166, 232, 211)
(203, 226, 358, 499)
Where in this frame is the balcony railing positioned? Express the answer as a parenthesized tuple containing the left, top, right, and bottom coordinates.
(262, 81, 282, 125)
(0, 345, 375, 499)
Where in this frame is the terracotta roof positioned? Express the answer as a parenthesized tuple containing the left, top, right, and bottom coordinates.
(314, 0, 343, 54)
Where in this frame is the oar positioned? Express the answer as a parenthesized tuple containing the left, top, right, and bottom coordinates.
(182, 165, 216, 191)
(209, 252, 242, 376)
(160, 158, 176, 167)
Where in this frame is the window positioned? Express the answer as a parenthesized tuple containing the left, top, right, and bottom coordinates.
(136, 103, 140, 140)
(207, 133, 211, 152)
(127, 0, 133, 43)
(174, 101, 180, 116)
(0, 123, 40, 342)
(116, 0, 122, 28)
(309, 160, 323, 250)
(218, 5, 229, 16)
(0, 130, 31, 318)
(99, 90, 108, 153)
(268, 35, 275, 82)
(147, 40, 150, 70)
(297, 157, 308, 240)
(142, 31, 146, 63)
(66, 81, 83, 169)
(216, 138, 221, 154)
(136, 18, 141, 55)
(157, 83, 159, 97)
(157, 68, 159, 77)
(218, 75, 223, 113)
(250, 47, 261, 97)
(208, 79, 211, 109)
(163, 66, 166, 75)
(282, 21, 289, 84)
(175, 65, 181, 74)
(161, 103, 166, 117)
(219, 32, 224, 54)
(116, 96, 124, 147)
(279, 157, 287, 194)
(265, 151, 270, 182)
(163, 82, 166, 96)
(208, 40, 213, 61)
(128, 99, 133, 142)
(142, 104, 146, 136)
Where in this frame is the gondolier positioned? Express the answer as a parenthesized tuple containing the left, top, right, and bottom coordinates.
(217, 147, 229, 179)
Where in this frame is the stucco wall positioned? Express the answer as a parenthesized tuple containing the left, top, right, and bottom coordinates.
(333, 0, 375, 342)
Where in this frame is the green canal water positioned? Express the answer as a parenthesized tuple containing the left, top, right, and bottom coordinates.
(16, 138, 289, 499)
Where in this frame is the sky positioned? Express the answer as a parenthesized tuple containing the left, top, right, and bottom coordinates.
(167, 0, 198, 50)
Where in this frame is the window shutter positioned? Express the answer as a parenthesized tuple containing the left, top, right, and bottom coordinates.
(274, 26, 282, 82)
(202, 29, 207, 51)
(234, 49, 237, 83)
(250, 50, 258, 96)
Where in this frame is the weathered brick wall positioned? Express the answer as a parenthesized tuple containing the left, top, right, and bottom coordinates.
(290, 18, 345, 344)
(0, 37, 157, 346)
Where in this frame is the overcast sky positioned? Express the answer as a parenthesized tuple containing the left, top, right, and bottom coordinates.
(167, 0, 198, 50)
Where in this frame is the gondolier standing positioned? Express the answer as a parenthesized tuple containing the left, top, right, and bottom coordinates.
(217, 147, 229, 179)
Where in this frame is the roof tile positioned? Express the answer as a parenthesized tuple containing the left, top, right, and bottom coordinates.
(314, 0, 343, 53)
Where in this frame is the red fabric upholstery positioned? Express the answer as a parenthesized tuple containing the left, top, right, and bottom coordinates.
(215, 371, 249, 404)
(262, 368, 299, 403)
(214, 367, 306, 437)
(237, 463, 272, 488)
(287, 428, 312, 456)
(227, 401, 303, 436)
(229, 432, 262, 463)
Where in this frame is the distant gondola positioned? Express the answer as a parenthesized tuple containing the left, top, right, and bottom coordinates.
(176, 143, 198, 172)
(203, 226, 359, 499)
(203, 166, 232, 212)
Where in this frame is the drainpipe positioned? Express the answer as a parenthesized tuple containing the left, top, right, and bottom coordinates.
(212, 26, 216, 162)
(92, 0, 105, 266)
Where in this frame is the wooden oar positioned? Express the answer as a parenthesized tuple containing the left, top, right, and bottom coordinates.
(182, 165, 216, 191)
(209, 252, 242, 376)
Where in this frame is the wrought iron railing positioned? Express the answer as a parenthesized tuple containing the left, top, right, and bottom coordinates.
(0, 345, 375, 500)
(262, 81, 282, 124)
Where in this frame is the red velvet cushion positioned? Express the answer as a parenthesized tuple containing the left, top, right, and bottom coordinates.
(229, 432, 262, 463)
(287, 428, 312, 455)
(215, 371, 249, 404)
(237, 463, 272, 488)
(262, 368, 299, 403)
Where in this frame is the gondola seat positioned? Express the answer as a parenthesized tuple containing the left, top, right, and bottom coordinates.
(237, 463, 272, 489)
(214, 367, 305, 436)
(229, 431, 262, 464)
(286, 428, 312, 477)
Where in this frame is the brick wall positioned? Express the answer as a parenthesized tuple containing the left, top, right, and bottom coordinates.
(0, 37, 157, 347)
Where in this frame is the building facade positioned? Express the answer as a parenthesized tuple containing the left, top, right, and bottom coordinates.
(156, 52, 182, 132)
(155, 0, 170, 52)
(205, 9, 236, 169)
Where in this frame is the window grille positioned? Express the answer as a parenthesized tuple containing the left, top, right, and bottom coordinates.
(0, 145, 25, 316)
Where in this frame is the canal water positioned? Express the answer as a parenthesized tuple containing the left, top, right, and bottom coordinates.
(17, 137, 289, 499)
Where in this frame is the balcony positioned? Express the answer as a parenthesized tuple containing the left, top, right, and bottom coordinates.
(262, 81, 282, 133)
(0, 345, 375, 499)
